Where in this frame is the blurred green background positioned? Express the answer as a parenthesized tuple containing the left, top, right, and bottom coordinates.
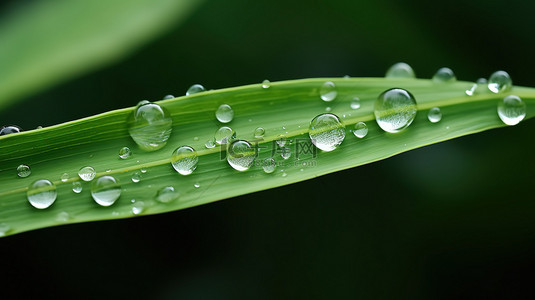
(1, 0, 534, 298)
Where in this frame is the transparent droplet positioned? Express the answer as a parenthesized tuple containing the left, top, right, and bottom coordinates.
(432, 67, 456, 83)
(498, 95, 526, 125)
(488, 70, 512, 93)
(353, 122, 368, 138)
(254, 127, 265, 138)
(385, 62, 415, 78)
(280, 147, 291, 160)
(282, 172, 287, 177)
(194, 183, 200, 188)
(193, 136, 199, 141)
(140, 168, 147, 174)
(56, 211, 70, 222)
(17, 164, 31, 178)
(215, 104, 234, 123)
(0, 223, 11, 237)
(27, 179, 57, 209)
(350, 97, 361, 110)
(262, 158, 277, 174)
(131, 201, 145, 215)
(119, 147, 132, 159)
(171, 146, 198, 175)
(127, 102, 172, 151)
(155, 186, 179, 203)
(0, 125, 22, 135)
(163, 94, 175, 100)
(262, 79, 271, 89)
(59, 172, 68, 182)
(427, 107, 442, 123)
(477, 78, 487, 84)
(325, 106, 332, 112)
(465, 83, 477, 96)
(186, 84, 205, 96)
(227, 140, 257, 171)
(91, 176, 121, 207)
(72, 181, 82, 193)
(374, 88, 417, 133)
(131, 172, 141, 183)
(78, 166, 96, 182)
(215, 126, 236, 145)
(320, 81, 337, 102)
(205, 138, 216, 149)
(308, 113, 345, 151)
(276, 136, 287, 147)
(137, 100, 150, 106)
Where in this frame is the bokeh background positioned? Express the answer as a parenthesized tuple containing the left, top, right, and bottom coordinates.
(1, 0, 535, 298)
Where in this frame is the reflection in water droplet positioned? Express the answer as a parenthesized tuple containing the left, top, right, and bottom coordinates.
(432, 67, 456, 83)
(309, 113, 345, 151)
(78, 166, 96, 182)
(227, 140, 257, 171)
(254, 127, 265, 138)
(72, 181, 82, 193)
(186, 84, 205, 96)
(374, 88, 417, 133)
(155, 186, 180, 203)
(61, 173, 69, 182)
(127, 102, 172, 151)
(498, 95, 525, 125)
(171, 146, 198, 175)
(91, 176, 121, 207)
(131, 172, 141, 183)
(280, 147, 291, 160)
(353, 122, 368, 138)
(27, 179, 57, 209)
(320, 81, 337, 102)
(17, 164, 31, 178)
(119, 147, 132, 159)
(488, 70, 512, 93)
(194, 183, 200, 188)
(350, 97, 361, 110)
(215, 104, 234, 123)
(215, 126, 236, 145)
(205, 138, 216, 149)
(385, 62, 415, 78)
(163, 94, 175, 100)
(0, 125, 22, 135)
(262, 79, 271, 89)
(132, 201, 145, 215)
(427, 107, 442, 123)
(262, 158, 276, 174)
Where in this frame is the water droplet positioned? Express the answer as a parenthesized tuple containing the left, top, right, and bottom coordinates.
(215, 126, 236, 145)
(27, 179, 57, 209)
(0, 125, 22, 135)
(119, 147, 132, 159)
(56, 211, 70, 222)
(137, 100, 150, 106)
(78, 166, 96, 181)
(427, 107, 442, 123)
(282, 172, 287, 177)
(72, 181, 82, 193)
(131, 201, 145, 215)
(465, 83, 477, 96)
(106, 169, 111, 173)
(194, 183, 200, 188)
(374, 88, 417, 133)
(186, 84, 205, 96)
(204, 138, 216, 149)
(385, 62, 415, 78)
(227, 140, 257, 171)
(344, 75, 350, 79)
(276, 136, 287, 147)
(215, 104, 234, 123)
(17, 164, 31, 178)
(91, 176, 121, 206)
(477, 78, 487, 84)
(254, 127, 265, 138)
(262, 79, 271, 89)
(171, 146, 198, 175)
(309, 113, 345, 151)
(127, 102, 172, 151)
(131, 172, 141, 183)
(155, 186, 179, 203)
(320, 81, 337, 102)
(498, 95, 525, 125)
(432, 67, 456, 83)
(488, 70, 512, 93)
(353, 122, 368, 138)
(163, 94, 175, 100)
(262, 158, 277, 174)
(325, 106, 332, 112)
(0, 223, 11, 236)
(140, 168, 147, 174)
(350, 97, 361, 109)
(280, 147, 291, 160)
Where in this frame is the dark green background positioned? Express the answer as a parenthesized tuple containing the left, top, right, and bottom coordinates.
(1, 0, 535, 298)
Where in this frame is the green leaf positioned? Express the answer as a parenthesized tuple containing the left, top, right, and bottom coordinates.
(0, 78, 533, 237)
(0, 0, 203, 110)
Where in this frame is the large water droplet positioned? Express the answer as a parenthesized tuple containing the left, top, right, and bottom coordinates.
(17, 164, 31, 178)
(308, 113, 345, 151)
(427, 107, 442, 123)
(0, 125, 22, 135)
(432, 67, 456, 83)
(127, 102, 172, 151)
(186, 84, 205, 96)
(27, 179, 57, 209)
(119, 147, 132, 159)
(320, 81, 337, 102)
(350, 97, 361, 110)
(254, 127, 265, 138)
(72, 181, 82, 193)
(488, 70, 512, 93)
(262, 79, 271, 89)
(385, 62, 415, 78)
(227, 140, 257, 171)
(78, 166, 96, 181)
(215, 126, 236, 145)
(374, 88, 417, 133)
(353, 122, 368, 138)
(91, 176, 121, 206)
(215, 104, 234, 123)
(155, 186, 180, 203)
(497, 95, 526, 125)
(262, 157, 277, 174)
(171, 146, 198, 175)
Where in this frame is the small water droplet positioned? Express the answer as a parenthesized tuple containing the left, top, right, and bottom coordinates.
(280, 147, 291, 160)
(131, 172, 141, 183)
(320, 81, 337, 102)
(163, 94, 175, 100)
(137, 100, 150, 106)
(27, 179, 57, 209)
(0, 223, 11, 236)
(0, 125, 22, 135)
(60, 172, 69, 182)
(186, 84, 205, 96)
(374, 88, 417, 133)
(262, 158, 276, 174)
(282, 172, 287, 177)
(194, 183, 200, 188)
(192, 137, 199, 142)
(343, 75, 350, 79)
(91, 176, 121, 206)
(254, 127, 265, 138)
(131, 201, 145, 215)
(156, 186, 179, 203)
(276, 136, 287, 147)
(325, 106, 332, 112)
(119, 147, 132, 159)
(465, 83, 477, 96)
(78, 166, 96, 181)
(498, 95, 525, 125)
(215, 126, 236, 145)
(106, 169, 111, 173)
(488, 70, 512, 93)
(350, 97, 361, 109)
(171, 146, 198, 175)
(128, 102, 172, 151)
(227, 140, 257, 171)
(446, 126, 450, 130)
(17, 164, 31, 178)
(385, 62, 415, 78)
(477, 78, 487, 84)
(427, 107, 442, 123)
(72, 181, 82, 193)
(432, 67, 456, 83)
(262, 79, 271, 89)
(353, 122, 368, 138)
(309, 113, 345, 151)
(205, 138, 216, 149)
(140, 168, 147, 174)
(56, 211, 70, 222)
(215, 104, 234, 123)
